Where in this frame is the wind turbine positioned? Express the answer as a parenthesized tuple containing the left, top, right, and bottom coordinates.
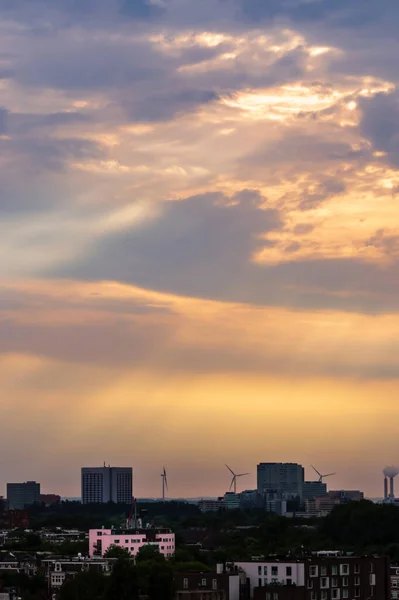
(225, 464, 249, 494)
(311, 465, 335, 483)
(161, 466, 168, 500)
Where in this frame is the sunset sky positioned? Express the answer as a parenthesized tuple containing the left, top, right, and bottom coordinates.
(1, 0, 399, 499)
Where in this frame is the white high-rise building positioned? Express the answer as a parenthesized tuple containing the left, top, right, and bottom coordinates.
(81, 466, 132, 504)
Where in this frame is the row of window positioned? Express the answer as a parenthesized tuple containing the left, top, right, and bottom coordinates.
(309, 589, 374, 600)
(257, 566, 291, 577)
(258, 578, 292, 587)
(183, 579, 218, 589)
(309, 564, 374, 577)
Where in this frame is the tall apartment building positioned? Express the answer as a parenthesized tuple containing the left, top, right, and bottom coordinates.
(81, 466, 132, 504)
(257, 463, 304, 500)
(303, 482, 327, 501)
(6, 481, 40, 510)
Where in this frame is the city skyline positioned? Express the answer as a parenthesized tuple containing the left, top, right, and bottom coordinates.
(0, 460, 388, 500)
(1, 0, 399, 500)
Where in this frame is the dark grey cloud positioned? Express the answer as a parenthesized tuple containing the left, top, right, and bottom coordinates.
(359, 91, 399, 166)
(128, 88, 219, 122)
(49, 189, 399, 314)
(0, 108, 8, 134)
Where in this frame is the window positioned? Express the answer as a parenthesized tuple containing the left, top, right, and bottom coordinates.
(286, 566, 292, 577)
(271, 566, 278, 576)
(321, 592, 327, 600)
(258, 566, 262, 576)
(266, 594, 271, 600)
(286, 579, 292, 586)
(342, 592, 348, 599)
(321, 578, 329, 589)
(331, 590, 340, 600)
(340, 565, 349, 576)
(258, 578, 262, 587)
(370, 574, 376, 586)
(125, 539, 129, 543)
(321, 567, 327, 576)
(212, 579, 217, 590)
(264, 578, 268, 586)
(310, 566, 318, 577)
(331, 577, 338, 588)
(354, 588, 360, 598)
(97, 532, 102, 536)
(354, 576, 360, 586)
(183, 579, 188, 589)
(202, 579, 207, 586)
(310, 592, 317, 600)
(331, 565, 337, 575)
(264, 566, 268, 576)
(273, 594, 278, 600)
(370, 586, 374, 597)
(55, 563, 61, 572)
(307, 580, 314, 589)
(114, 539, 120, 544)
(354, 564, 360, 574)
(342, 577, 348, 587)
(370, 563, 374, 573)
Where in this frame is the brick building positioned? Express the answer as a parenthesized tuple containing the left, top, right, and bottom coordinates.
(175, 569, 249, 600)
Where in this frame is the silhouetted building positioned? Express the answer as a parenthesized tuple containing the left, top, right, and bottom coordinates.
(257, 463, 304, 500)
(7, 510, 29, 529)
(81, 466, 132, 504)
(40, 494, 61, 506)
(7, 481, 40, 510)
(303, 482, 327, 501)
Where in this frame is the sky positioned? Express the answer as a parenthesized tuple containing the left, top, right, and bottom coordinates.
(1, 0, 399, 500)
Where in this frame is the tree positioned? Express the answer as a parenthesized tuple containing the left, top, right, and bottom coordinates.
(136, 545, 165, 563)
(104, 544, 131, 559)
(105, 557, 139, 600)
(59, 570, 106, 600)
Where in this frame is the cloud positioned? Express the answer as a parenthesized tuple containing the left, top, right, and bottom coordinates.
(359, 91, 399, 165)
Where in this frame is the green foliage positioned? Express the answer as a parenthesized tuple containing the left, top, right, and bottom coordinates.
(59, 570, 105, 600)
(104, 544, 131, 559)
(105, 558, 139, 600)
(136, 544, 165, 562)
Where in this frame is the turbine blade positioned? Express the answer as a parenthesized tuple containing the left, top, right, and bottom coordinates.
(324, 472, 335, 478)
(311, 465, 322, 477)
(230, 476, 235, 490)
(237, 473, 250, 477)
(225, 464, 235, 475)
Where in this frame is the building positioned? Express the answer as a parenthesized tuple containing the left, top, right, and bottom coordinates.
(40, 494, 60, 506)
(198, 498, 225, 512)
(224, 493, 241, 510)
(303, 482, 327, 501)
(41, 555, 122, 591)
(175, 567, 248, 600)
(257, 464, 304, 500)
(235, 560, 305, 591)
(81, 466, 132, 504)
(6, 482, 40, 510)
(89, 527, 175, 558)
(234, 554, 390, 600)
(391, 564, 399, 599)
(7, 510, 29, 529)
(328, 490, 364, 502)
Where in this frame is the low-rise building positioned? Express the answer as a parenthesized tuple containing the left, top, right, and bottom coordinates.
(234, 554, 390, 600)
(391, 564, 399, 599)
(41, 555, 122, 591)
(175, 567, 248, 600)
(89, 527, 175, 558)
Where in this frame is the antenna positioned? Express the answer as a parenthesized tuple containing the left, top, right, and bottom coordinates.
(225, 464, 249, 494)
(161, 467, 168, 500)
(311, 465, 335, 484)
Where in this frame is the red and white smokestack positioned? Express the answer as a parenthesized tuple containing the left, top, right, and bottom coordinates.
(390, 476, 395, 499)
(384, 477, 388, 500)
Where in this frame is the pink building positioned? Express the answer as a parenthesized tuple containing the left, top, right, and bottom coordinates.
(89, 527, 175, 558)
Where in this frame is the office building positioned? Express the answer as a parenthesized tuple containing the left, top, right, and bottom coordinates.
(257, 463, 304, 500)
(89, 527, 175, 558)
(303, 481, 327, 501)
(6, 481, 40, 510)
(81, 466, 132, 504)
(224, 492, 241, 510)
